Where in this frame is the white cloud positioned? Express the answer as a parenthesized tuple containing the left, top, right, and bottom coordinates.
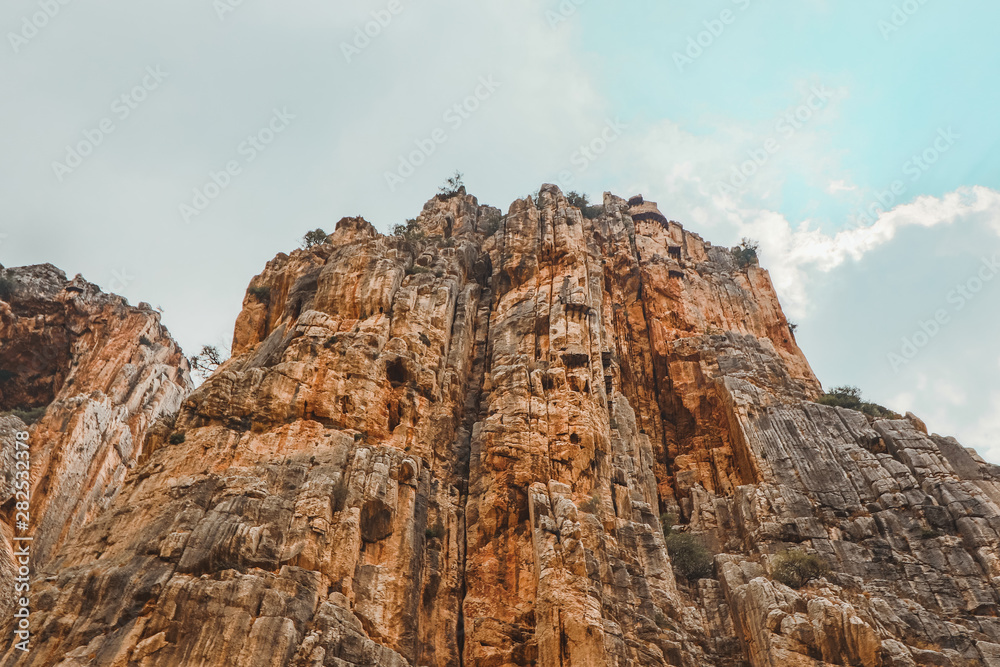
(828, 179, 856, 193)
(724, 186, 1000, 316)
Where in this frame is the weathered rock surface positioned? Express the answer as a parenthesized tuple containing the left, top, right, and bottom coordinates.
(2, 189, 999, 666)
(0, 265, 191, 627)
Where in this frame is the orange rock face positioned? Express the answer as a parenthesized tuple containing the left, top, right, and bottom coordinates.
(3, 189, 1000, 667)
(0, 264, 191, 629)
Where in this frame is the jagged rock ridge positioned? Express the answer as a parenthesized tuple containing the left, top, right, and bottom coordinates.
(2, 188, 1000, 666)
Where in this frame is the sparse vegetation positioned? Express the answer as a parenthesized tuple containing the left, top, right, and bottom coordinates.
(248, 286, 270, 302)
(660, 512, 677, 537)
(168, 431, 186, 445)
(0, 275, 17, 301)
(665, 532, 714, 581)
(190, 345, 225, 379)
(480, 209, 502, 236)
(4, 406, 46, 425)
(393, 218, 425, 243)
(566, 191, 590, 209)
(731, 238, 760, 269)
(438, 170, 465, 198)
(565, 191, 602, 219)
(418, 332, 431, 346)
(772, 549, 827, 589)
(816, 385, 901, 420)
(920, 528, 941, 540)
(425, 524, 445, 540)
(788, 322, 798, 334)
(406, 265, 432, 276)
(139, 335, 154, 347)
(301, 228, 329, 249)
(0, 369, 16, 383)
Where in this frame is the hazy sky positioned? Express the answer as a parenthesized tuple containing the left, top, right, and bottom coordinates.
(2, 1, 998, 461)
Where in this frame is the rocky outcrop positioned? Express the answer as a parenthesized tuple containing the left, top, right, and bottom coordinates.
(0, 265, 191, 626)
(2, 189, 999, 666)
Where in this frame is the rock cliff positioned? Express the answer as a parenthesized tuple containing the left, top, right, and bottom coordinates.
(0, 265, 192, 630)
(2, 188, 1000, 666)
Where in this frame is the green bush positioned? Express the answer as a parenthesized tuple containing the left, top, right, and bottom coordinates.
(425, 524, 445, 540)
(168, 431, 186, 445)
(582, 205, 603, 219)
(816, 385, 901, 419)
(731, 238, 760, 269)
(665, 532, 714, 581)
(920, 528, 941, 540)
(301, 228, 329, 249)
(7, 406, 46, 425)
(0, 276, 17, 301)
(406, 265, 431, 276)
(772, 549, 827, 588)
(248, 286, 270, 302)
(660, 512, 677, 537)
(393, 218, 425, 242)
(138, 335, 154, 347)
(566, 191, 590, 209)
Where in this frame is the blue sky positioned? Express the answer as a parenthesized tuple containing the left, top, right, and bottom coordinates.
(1, 0, 997, 460)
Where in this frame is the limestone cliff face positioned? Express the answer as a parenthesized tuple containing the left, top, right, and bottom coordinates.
(0, 265, 192, 628)
(3, 189, 1000, 666)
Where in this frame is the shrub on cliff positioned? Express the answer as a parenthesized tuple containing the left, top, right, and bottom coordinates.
(301, 228, 329, 249)
(5, 406, 46, 425)
(816, 385, 900, 419)
(438, 171, 464, 199)
(731, 238, 759, 269)
(665, 532, 714, 581)
(565, 191, 602, 219)
(190, 345, 225, 379)
(393, 218, 424, 242)
(0, 275, 16, 301)
(772, 549, 827, 588)
(247, 286, 270, 302)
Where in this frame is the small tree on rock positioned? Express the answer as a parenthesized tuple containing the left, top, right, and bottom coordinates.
(302, 229, 329, 249)
(731, 238, 760, 269)
(190, 345, 225, 379)
(438, 171, 465, 198)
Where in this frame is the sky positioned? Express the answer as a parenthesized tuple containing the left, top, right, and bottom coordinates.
(1, 0, 998, 461)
